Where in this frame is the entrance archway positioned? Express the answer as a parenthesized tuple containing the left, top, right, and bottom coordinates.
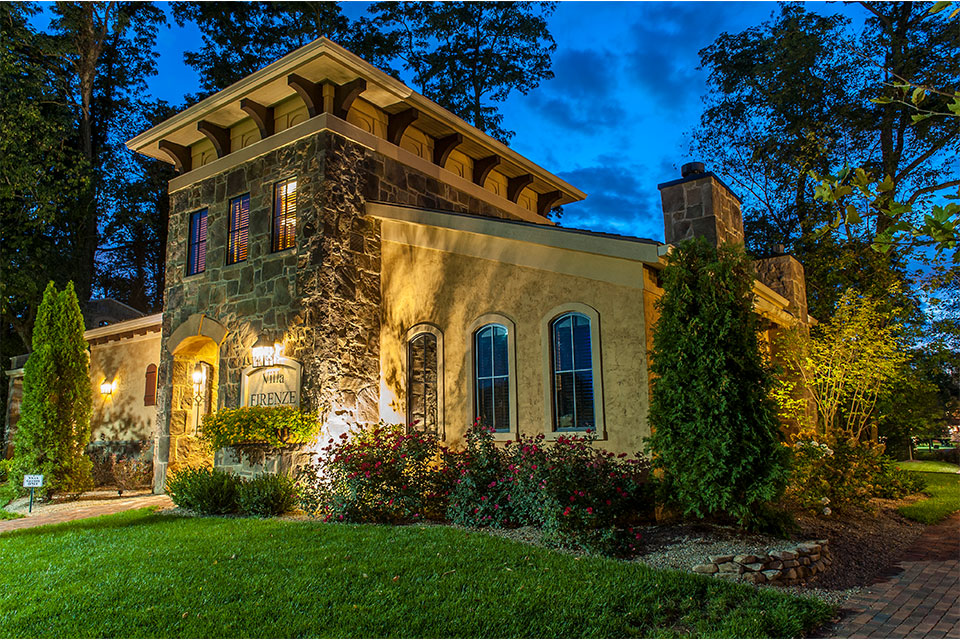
(160, 314, 228, 486)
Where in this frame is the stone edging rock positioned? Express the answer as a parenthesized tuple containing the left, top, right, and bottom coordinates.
(692, 539, 831, 585)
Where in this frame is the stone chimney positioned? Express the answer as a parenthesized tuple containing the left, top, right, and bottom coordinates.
(658, 162, 744, 248)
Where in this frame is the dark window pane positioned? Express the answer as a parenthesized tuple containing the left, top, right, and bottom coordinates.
(493, 377, 509, 431)
(477, 377, 494, 427)
(553, 316, 573, 371)
(476, 327, 492, 378)
(493, 326, 508, 377)
(572, 314, 592, 370)
(554, 371, 575, 429)
(187, 209, 208, 276)
(574, 370, 595, 429)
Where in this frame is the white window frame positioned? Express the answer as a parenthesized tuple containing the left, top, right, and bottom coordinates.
(541, 302, 605, 439)
(466, 313, 519, 441)
(403, 323, 444, 439)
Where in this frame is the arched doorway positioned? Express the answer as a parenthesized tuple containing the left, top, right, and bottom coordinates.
(156, 314, 227, 491)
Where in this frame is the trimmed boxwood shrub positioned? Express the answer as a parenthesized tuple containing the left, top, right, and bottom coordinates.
(237, 473, 299, 517)
(166, 467, 239, 515)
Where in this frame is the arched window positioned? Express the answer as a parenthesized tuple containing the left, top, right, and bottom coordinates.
(550, 312, 595, 431)
(407, 328, 441, 435)
(474, 324, 510, 432)
(144, 364, 158, 406)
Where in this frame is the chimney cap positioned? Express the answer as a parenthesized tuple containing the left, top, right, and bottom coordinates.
(681, 162, 706, 178)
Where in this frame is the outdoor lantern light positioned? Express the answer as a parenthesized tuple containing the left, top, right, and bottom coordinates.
(100, 378, 117, 396)
(252, 335, 283, 367)
(192, 362, 207, 406)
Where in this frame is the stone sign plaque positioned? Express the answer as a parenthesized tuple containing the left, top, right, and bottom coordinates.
(241, 357, 302, 408)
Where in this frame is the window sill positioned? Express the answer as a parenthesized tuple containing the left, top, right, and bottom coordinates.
(183, 271, 206, 282)
(270, 247, 297, 257)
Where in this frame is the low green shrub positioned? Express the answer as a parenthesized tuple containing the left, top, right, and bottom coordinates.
(200, 406, 322, 452)
(787, 437, 925, 513)
(166, 467, 239, 515)
(237, 473, 299, 517)
(298, 422, 455, 523)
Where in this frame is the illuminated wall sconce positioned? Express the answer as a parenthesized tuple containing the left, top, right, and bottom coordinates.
(100, 378, 118, 396)
(251, 335, 283, 368)
(192, 363, 206, 405)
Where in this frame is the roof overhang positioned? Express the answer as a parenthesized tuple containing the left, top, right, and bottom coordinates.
(126, 37, 585, 207)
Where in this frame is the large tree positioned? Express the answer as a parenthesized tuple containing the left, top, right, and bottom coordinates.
(370, 1, 557, 143)
(692, 2, 959, 320)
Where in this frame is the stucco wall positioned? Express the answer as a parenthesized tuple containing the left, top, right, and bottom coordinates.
(380, 237, 657, 456)
(89, 332, 162, 451)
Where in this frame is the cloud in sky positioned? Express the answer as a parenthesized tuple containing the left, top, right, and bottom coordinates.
(526, 48, 627, 131)
(557, 161, 667, 241)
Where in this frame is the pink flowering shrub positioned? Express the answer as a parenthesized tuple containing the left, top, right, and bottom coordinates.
(447, 424, 653, 555)
(297, 422, 456, 523)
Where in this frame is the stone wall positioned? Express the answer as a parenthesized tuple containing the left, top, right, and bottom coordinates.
(755, 254, 809, 323)
(154, 127, 525, 489)
(693, 539, 832, 585)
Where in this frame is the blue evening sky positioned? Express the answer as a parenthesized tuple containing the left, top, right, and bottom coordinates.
(38, 1, 868, 242)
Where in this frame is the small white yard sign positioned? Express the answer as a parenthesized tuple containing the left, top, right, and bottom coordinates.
(23, 474, 43, 488)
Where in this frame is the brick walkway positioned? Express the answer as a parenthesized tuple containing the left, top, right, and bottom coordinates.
(825, 511, 960, 639)
(0, 494, 173, 534)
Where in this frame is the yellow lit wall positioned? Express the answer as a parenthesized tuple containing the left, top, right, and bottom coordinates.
(380, 229, 658, 456)
(89, 332, 162, 446)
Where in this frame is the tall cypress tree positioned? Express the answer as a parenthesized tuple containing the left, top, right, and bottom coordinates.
(9, 281, 93, 498)
(647, 239, 789, 525)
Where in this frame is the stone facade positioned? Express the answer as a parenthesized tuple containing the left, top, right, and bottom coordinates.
(154, 128, 523, 490)
(658, 170, 745, 248)
(756, 254, 809, 323)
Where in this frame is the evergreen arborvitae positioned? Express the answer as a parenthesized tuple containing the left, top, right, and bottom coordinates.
(647, 239, 789, 524)
(9, 281, 93, 498)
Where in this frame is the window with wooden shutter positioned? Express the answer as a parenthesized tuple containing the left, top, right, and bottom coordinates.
(187, 209, 208, 275)
(227, 193, 250, 264)
(272, 178, 297, 252)
(144, 364, 158, 406)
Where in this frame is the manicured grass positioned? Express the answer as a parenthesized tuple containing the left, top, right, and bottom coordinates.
(0, 509, 23, 521)
(0, 508, 832, 638)
(897, 471, 960, 525)
(896, 460, 960, 474)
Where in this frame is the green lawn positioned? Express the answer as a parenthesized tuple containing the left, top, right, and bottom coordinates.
(0, 509, 24, 521)
(0, 508, 832, 638)
(896, 469, 960, 525)
(896, 460, 960, 474)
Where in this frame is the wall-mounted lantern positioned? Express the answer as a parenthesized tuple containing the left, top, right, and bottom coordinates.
(251, 335, 283, 368)
(100, 378, 118, 397)
(192, 362, 206, 405)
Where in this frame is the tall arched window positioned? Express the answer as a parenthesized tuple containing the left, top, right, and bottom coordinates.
(550, 312, 595, 431)
(144, 364, 158, 406)
(407, 329, 440, 435)
(474, 324, 510, 432)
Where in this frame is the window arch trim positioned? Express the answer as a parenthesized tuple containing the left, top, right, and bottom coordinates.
(404, 323, 444, 439)
(467, 313, 518, 440)
(541, 302, 605, 439)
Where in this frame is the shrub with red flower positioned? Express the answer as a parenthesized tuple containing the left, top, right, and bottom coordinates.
(297, 422, 457, 523)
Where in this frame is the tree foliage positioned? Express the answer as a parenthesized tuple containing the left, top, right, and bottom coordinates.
(693, 2, 959, 319)
(370, 1, 557, 143)
(776, 288, 910, 440)
(7, 282, 93, 499)
(171, 1, 397, 98)
(647, 239, 789, 525)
